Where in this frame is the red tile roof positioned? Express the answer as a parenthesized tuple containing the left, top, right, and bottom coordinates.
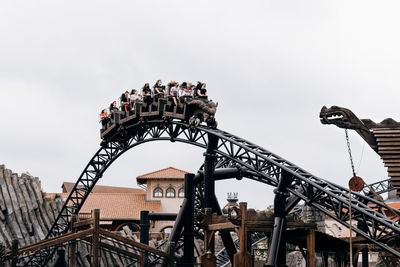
(136, 166, 189, 185)
(79, 193, 161, 220)
(62, 182, 144, 194)
(47, 183, 159, 220)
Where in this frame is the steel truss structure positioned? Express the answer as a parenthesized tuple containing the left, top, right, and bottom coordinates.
(25, 120, 400, 266)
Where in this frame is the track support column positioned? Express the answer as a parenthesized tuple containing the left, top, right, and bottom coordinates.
(140, 210, 150, 267)
(204, 134, 219, 209)
(180, 173, 195, 266)
(265, 170, 292, 267)
(204, 134, 218, 256)
(11, 239, 18, 267)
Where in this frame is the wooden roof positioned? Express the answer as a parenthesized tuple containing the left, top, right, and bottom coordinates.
(372, 128, 400, 194)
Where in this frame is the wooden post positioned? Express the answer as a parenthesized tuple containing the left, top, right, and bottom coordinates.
(307, 229, 315, 267)
(11, 239, 18, 267)
(69, 214, 77, 267)
(233, 202, 252, 267)
(92, 209, 100, 267)
(201, 208, 216, 267)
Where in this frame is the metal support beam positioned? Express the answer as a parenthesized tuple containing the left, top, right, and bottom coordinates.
(265, 170, 293, 267)
(181, 173, 195, 266)
(203, 134, 218, 258)
(148, 213, 177, 221)
(362, 248, 369, 267)
(140, 210, 150, 267)
(11, 240, 18, 267)
(204, 134, 219, 209)
(140, 210, 150, 245)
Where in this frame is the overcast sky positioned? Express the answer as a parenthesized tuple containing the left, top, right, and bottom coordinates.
(1, 1, 399, 209)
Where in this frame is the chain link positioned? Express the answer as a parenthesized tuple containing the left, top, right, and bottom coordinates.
(345, 129, 356, 177)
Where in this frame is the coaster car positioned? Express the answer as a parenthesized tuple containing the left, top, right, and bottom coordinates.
(100, 97, 218, 141)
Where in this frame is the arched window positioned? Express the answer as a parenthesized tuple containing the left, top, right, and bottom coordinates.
(166, 187, 175, 198)
(160, 226, 173, 234)
(178, 188, 185, 198)
(153, 187, 163, 198)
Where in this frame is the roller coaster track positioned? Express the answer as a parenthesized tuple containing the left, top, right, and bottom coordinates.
(215, 179, 394, 267)
(25, 120, 400, 266)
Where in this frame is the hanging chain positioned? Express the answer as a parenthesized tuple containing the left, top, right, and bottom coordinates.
(345, 129, 354, 267)
(345, 129, 356, 177)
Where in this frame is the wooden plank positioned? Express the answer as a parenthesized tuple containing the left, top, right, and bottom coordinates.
(384, 163, 400, 167)
(374, 134, 400, 138)
(12, 228, 94, 255)
(100, 241, 141, 260)
(73, 218, 94, 228)
(382, 159, 400, 163)
(378, 147, 400, 151)
(377, 142, 400, 146)
(388, 167, 400, 172)
(377, 138, 400, 142)
(99, 229, 169, 258)
(246, 227, 273, 232)
(373, 130, 400, 134)
(378, 150, 400, 154)
(208, 222, 236, 231)
(388, 173, 400, 177)
(380, 155, 400, 159)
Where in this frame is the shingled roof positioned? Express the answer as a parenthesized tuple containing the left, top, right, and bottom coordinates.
(136, 166, 188, 185)
(80, 193, 161, 220)
(47, 185, 160, 221)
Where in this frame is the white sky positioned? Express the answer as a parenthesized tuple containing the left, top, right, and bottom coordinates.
(1, 1, 399, 209)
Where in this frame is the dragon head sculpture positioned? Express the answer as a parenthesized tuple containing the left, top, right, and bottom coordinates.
(187, 99, 218, 127)
(319, 105, 367, 130)
(320, 105, 377, 151)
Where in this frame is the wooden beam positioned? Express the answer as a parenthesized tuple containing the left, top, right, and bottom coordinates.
(208, 222, 236, 231)
(99, 228, 169, 258)
(307, 229, 315, 267)
(100, 241, 141, 260)
(92, 209, 100, 267)
(14, 228, 94, 255)
(73, 218, 94, 229)
(69, 214, 78, 267)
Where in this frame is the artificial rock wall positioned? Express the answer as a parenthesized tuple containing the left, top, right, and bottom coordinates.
(0, 165, 146, 266)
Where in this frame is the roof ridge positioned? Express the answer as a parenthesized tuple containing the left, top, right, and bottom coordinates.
(136, 166, 189, 178)
(62, 182, 142, 189)
(87, 192, 145, 195)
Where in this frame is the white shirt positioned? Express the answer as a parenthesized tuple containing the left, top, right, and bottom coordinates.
(170, 86, 179, 96)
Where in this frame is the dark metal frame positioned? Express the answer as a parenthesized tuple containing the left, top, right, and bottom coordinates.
(25, 120, 400, 266)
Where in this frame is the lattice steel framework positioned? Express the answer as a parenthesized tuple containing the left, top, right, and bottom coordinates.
(25, 120, 400, 266)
